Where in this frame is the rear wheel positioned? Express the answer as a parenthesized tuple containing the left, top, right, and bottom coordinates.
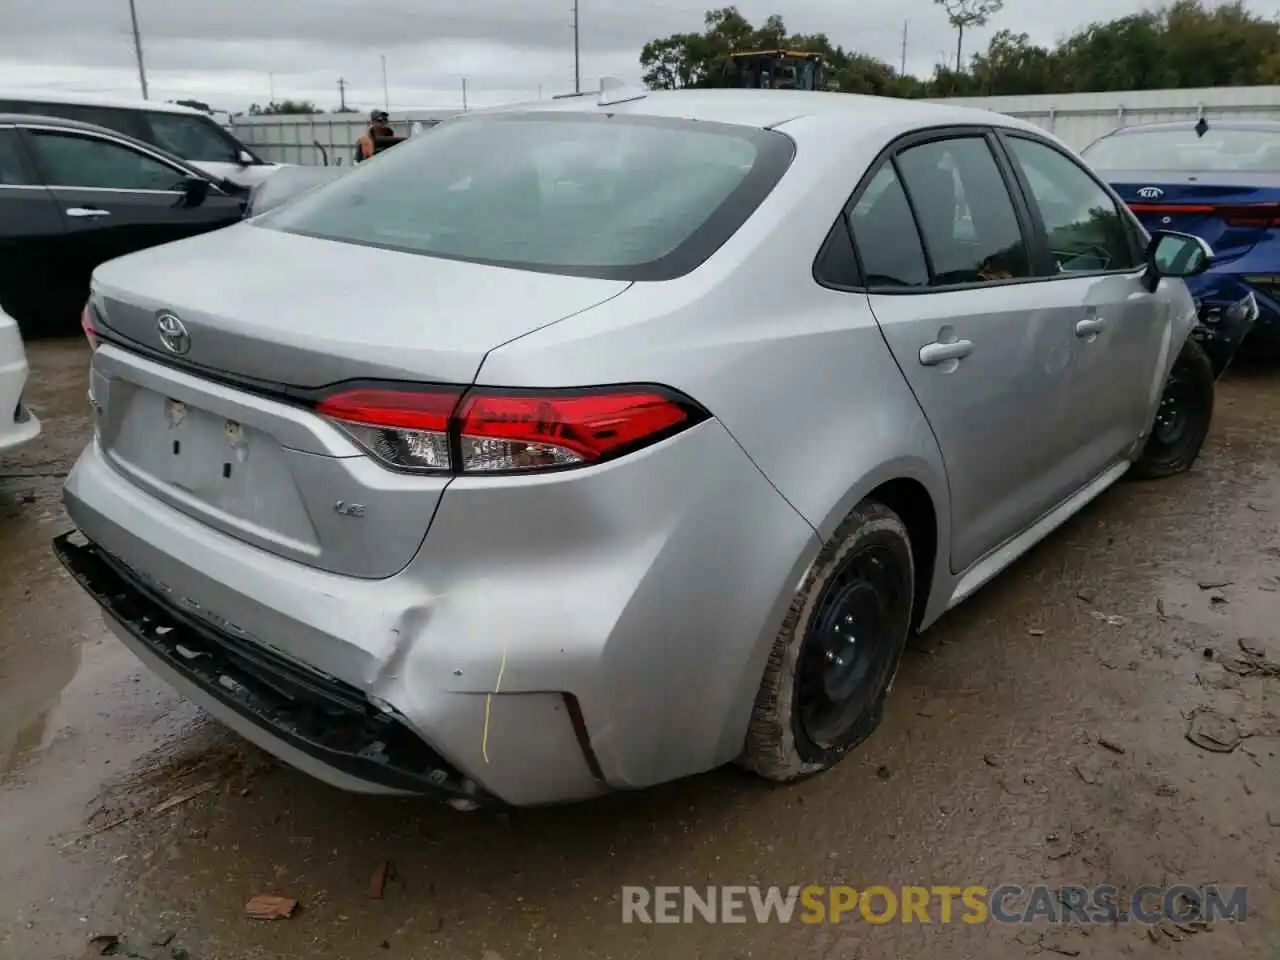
(741, 500, 914, 782)
(1130, 338, 1215, 480)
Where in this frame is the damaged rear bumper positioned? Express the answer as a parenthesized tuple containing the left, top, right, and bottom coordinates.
(53, 530, 490, 806)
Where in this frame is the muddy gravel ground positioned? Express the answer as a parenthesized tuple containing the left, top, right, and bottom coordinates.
(1, 340, 1278, 960)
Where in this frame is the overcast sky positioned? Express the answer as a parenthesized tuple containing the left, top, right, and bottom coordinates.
(0, 0, 1276, 114)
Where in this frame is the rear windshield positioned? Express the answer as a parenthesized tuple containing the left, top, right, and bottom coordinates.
(257, 113, 794, 280)
(1082, 127, 1280, 173)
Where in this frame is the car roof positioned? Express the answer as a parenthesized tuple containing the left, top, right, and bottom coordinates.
(0, 89, 201, 116)
(472, 87, 1039, 136)
(0, 112, 215, 179)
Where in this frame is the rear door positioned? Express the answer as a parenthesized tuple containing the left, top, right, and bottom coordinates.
(998, 133, 1165, 462)
(854, 129, 1101, 573)
(0, 125, 69, 335)
(20, 124, 241, 311)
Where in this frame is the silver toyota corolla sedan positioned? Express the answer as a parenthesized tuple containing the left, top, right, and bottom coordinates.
(55, 88, 1216, 808)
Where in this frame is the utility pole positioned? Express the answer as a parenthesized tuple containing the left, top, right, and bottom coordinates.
(337, 76, 348, 112)
(900, 20, 908, 75)
(380, 55, 389, 110)
(462, 78, 468, 111)
(127, 0, 149, 99)
(572, 0, 581, 94)
(269, 72, 276, 105)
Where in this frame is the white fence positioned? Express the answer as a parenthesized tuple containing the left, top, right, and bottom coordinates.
(928, 85, 1280, 150)
(226, 86, 1280, 165)
(228, 110, 461, 166)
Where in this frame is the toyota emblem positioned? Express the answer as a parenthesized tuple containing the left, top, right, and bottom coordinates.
(156, 313, 191, 355)
(1137, 186, 1164, 199)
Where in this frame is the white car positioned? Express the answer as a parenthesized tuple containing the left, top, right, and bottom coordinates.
(0, 307, 39, 453)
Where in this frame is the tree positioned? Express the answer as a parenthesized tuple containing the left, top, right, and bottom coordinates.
(247, 100, 322, 116)
(934, 0, 1004, 71)
(970, 30, 1054, 95)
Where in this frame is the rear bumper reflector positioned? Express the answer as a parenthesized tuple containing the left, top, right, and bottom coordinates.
(52, 531, 489, 803)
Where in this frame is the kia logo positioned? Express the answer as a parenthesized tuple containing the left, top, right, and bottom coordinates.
(156, 313, 191, 355)
(1137, 186, 1164, 199)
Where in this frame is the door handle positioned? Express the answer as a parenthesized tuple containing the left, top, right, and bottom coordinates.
(1075, 317, 1106, 338)
(66, 207, 111, 218)
(919, 339, 974, 366)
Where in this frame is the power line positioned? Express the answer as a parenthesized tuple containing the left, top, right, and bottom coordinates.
(572, 0, 581, 94)
(127, 0, 148, 99)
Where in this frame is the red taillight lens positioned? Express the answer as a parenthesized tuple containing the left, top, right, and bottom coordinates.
(1128, 201, 1280, 227)
(316, 388, 461, 473)
(315, 384, 706, 475)
(81, 303, 99, 352)
(1219, 203, 1280, 228)
(456, 389, 696, 472)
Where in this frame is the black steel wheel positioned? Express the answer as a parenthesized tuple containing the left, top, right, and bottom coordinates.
(741, 500, 915, 782)
(1130, 337, 1215, 480)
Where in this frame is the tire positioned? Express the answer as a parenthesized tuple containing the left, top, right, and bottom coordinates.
(1129, 337, 1215, 481)
(740, 500, 914, 782)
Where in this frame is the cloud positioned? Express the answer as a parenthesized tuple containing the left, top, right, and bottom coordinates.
(0, 0, 1188, 112)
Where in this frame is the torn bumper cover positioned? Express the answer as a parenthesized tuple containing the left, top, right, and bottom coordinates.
(53, 530, 490, 805)
(1190, 290, 1259, 378)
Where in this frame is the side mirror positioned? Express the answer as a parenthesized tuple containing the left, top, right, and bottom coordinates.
(237, 149, 254, 166)
(180, 176, 210, 208)
(1142, 230, 1214, 291)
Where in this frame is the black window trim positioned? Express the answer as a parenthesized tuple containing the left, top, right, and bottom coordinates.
(991, 129, 1149, 281)
(813, 123, 1154, 297)
(814, 124, 1043, 296)
(0, 123, 41, 187)
(18, 123, 205, 193)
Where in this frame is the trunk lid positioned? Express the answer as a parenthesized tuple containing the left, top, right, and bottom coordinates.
(1104, 171, 1280, 262)
(91, 222, 630, 387)
(88, 223, 630, 579)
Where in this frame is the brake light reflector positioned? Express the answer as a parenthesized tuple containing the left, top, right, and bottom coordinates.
(456, 388, 698, 472)
(317, 388, 461, 472)
(81, 302, 99, 352)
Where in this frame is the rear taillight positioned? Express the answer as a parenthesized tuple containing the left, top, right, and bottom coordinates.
(1220, 203, 1280, 228)
(316, 388, 460, 472)
(81, 302, 99, 352)
(1128, 201, 1280, 227)
(315, 384, 707, 475)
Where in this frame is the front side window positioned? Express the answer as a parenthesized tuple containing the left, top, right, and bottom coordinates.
(0, 129, 31, 185)
(1007, 137, 1138, 274)
(259, 114, 793, 280)
(896, 137, 1031, 285)
(146, 112, 243, 163)
(848, 165, 929, 288)
(28, 132, 188, 191)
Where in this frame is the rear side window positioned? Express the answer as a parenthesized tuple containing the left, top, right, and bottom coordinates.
(896, 137, 1030, 285)
(848, 165, 929, 288)
(0, 101, 146, 140)
(259, 113, 795, 281)
(1005, 137, 1139, 274)
(0, 129, 31, 185)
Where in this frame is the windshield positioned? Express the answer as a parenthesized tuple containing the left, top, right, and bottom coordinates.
(145, 111, 254, 164)
(1082, 127, 1280, 173)
(258, 113, 794, 280)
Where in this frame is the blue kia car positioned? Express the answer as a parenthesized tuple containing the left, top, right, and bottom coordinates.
(1082, 119, 1273, 373)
